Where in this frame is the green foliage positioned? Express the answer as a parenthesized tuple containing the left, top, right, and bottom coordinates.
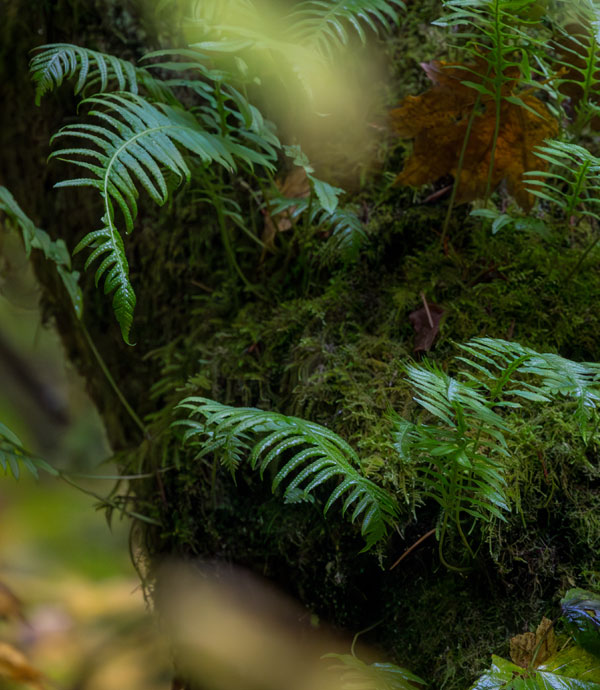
(30, 43, 171, 104)
(174, 397, 400, 550)
(525, 140, 600, 220)
(562, 589, 600, 657)
(50, 91, 266, 342)
(0, 186, 82, 316)
(470, 588, 600, 689)
(392, 337, 600, 566)
(325, 652, 426, 690)
(0, 422, 58, 480)
(187, 0, 405, 73)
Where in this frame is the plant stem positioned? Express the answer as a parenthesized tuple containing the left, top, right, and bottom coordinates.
(82, 324, 148, 438)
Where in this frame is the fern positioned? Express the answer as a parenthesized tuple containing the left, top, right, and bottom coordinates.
(0, 186, 82, 316)
(552, 6, 600, 132)
(50, 92, 275, 342)
(174, 397, 400, 550)
(30, 44, 174, 105)
(393, 337, 600, 567)
(0, 423, 58, 480)
(187, 0, 404, 99)
(458, 337, 600, 439)
(524, 139, 600, 218)
(286, 0, 406, 60)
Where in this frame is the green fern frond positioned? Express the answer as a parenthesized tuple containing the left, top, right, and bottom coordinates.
(324, 652, 425, 690)
(50, 92, 270, 341)
(174, 397, 399, 550)
(458, 337, 600, 437)
(0, 186, 82, 316)
(30, 43, 174, 105)
(524, 139, 600, 218)
(552, 8, 600, 130)
(0, 422, 58, 480)
(287, 0, 405, 60)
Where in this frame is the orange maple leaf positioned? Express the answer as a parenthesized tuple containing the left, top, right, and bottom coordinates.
(390, 61, 559, 208)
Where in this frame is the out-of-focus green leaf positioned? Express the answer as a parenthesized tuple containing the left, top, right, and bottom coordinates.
(470, 649, 600, 689)
(562, 589, 600, 657)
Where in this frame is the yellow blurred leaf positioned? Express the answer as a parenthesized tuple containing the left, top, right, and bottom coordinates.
(0, 581, 25, 622)
(0, 641, 45, 689)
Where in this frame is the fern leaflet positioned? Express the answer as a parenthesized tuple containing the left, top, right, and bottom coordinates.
(174, 397, 399, 550)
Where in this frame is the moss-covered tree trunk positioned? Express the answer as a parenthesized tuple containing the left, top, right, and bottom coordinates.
(2, 3, 600, 689)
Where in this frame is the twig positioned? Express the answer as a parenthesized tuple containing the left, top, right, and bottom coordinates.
(389, 528, 436, 570)
(420, 291, 434, 329)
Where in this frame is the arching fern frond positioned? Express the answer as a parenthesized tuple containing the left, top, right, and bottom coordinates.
(50, 92, 269, 342)
(30, 44, 174, 105)
(287, 0, 405, 60)
(174, 397, 399, 550)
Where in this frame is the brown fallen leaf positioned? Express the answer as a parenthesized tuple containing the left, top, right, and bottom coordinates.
(390, 61, 559, 208)
(263, 167, 311, 249)
(0, 641, 44, 689)
(509, 616, 556, 669)
(409, 294, 444, 352)
(0, 581, 25, 622)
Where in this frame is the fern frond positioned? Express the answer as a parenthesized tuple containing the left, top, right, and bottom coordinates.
(287, 0, 405, 60)
(0, 186, 82, 316)
(50, 92, 269, 341)
(30, 44, 174, 105)
(458, 337, 600, 437)
(524, 139, 600, 218)
(174, 397, 399, 550)
(324, 652, 425, 690)
(0, 422, 58, 480)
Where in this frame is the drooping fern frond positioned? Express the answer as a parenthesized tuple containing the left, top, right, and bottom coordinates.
(0, 186, 82, 316)
(174, 397, 400, 550)
(0, 422, 58, 480)
(324, 652, 425, 690)
(50, 92, 275, 342)
(524, 139, 600, 219)
(30, 44, 174, 105)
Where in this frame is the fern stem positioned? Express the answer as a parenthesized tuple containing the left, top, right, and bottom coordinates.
(82, 324, 149, 438)
(565, 229, 600, 281)
(441, 91, 484, 244)
(58, 471, 161, 525)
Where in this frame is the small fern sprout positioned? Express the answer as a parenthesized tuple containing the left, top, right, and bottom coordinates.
(173, 397, 400, 550)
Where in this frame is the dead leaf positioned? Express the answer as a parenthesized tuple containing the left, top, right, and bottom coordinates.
(509, 616, 556, 669)
(390, 61, 559, 209)
(263, 167, 311, 249)
(0, 641, 44, 689)
(0, 581, 25, 622)
(409, 297, 444, 352)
